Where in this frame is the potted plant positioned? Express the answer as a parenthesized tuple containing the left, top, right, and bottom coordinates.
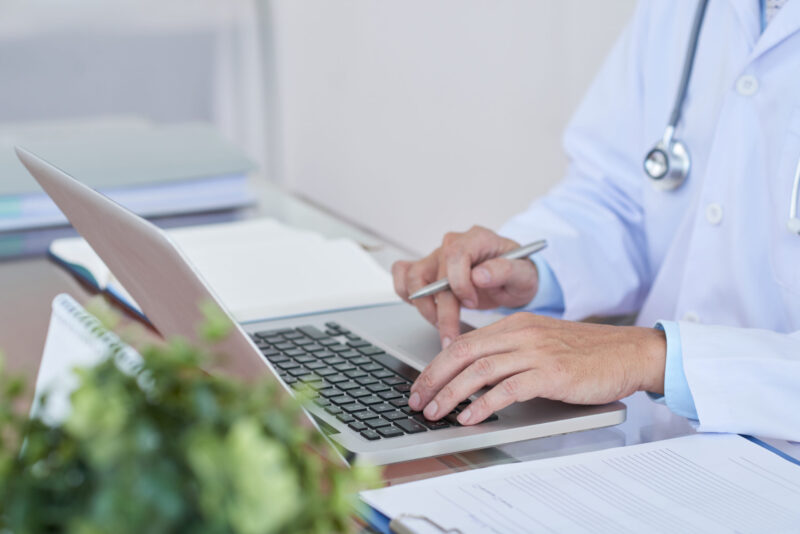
(0, 299, 377, 533)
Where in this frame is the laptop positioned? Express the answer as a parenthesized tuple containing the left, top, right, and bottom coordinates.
(17, 147, 626, 465)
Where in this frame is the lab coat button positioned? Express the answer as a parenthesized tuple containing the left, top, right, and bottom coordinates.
(683, 311, 700, 323)
(736, 75, 759, 96)
(705, 203, 723, 225)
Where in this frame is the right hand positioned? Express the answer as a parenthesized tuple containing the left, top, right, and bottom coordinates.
(391, 226, 540, 348)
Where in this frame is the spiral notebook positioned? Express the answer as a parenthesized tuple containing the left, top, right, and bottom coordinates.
(31, 294, 142, 425)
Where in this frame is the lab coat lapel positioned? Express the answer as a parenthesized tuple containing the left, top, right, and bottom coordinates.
(748, 0, 800, 62)
(725, 0, 760, 50)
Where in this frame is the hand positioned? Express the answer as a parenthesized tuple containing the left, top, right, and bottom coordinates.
(391, 226, 539, 348)
(407, 313, 666, 424)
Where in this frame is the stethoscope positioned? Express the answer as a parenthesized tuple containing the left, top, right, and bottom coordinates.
(642, 0, 800, 234)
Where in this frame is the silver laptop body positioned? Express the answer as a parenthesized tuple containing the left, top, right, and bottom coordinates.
(18, 147, 626, 465)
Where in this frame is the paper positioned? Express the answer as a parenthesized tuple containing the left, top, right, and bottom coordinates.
(32, 294, 143, 425)
(361, 433, 800, 534)
(50, 218, 400, 321)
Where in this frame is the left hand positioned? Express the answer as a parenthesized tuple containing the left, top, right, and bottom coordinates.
(408, 312, 667, 424)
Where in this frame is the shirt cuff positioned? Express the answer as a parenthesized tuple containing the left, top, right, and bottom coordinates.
(647, 321, 699, 420)
(527, 256, 565, 313)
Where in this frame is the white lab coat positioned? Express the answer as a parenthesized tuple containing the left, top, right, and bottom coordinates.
(499, 0, 800, 441)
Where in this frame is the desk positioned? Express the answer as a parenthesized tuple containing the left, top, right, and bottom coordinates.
(0, 177, 698, 489)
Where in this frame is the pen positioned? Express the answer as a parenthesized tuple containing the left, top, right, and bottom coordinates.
(408, 239, 548, 300)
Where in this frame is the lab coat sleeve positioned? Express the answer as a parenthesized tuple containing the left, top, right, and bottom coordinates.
(649, 321, 699, 420)
(680, 322, 800, 441)
(499, 1, 652, 320)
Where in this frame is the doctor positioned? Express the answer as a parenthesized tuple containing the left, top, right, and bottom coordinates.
(392, 0, 800, 441)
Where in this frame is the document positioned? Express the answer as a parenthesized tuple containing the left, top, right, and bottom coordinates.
(361, 433, 800, 534)
(49, 218, 400, 321)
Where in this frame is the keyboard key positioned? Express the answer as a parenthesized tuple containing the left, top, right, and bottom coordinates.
(348, 388, 371, 398)
(327, 357, 346, 366)
(336, 413, 355, 424)
(316, 367, 337, 377)
(360, 429, 381, 441)
(358, 346, 385, 356)
(297, 326, 329, 340)
(305, 344, 324, 352)
(413, 414, 450, 430)
(326, 374, 349, 384)
(359, 395, 384, 406)
(355, 375, 379, 386)
(313, 398, 330, 408)
(324, 405, 342, 416)
(384, 410, 408, 421)
(319, 339, 339, 346)
(361, 363, 384, 373)
(305, 361, 326, 371)
(293, 337, 313, 346)
(283, 332, 303, 340)
(353, 410, 377, 420)
(264, 336, 284, 344)
(394, 383, 412, 393)
(346, 334, 361, 341)
(372, 369, 395, 379)
(256, 328, 293, 338)
(364, 417, 391, 429)
(378, 390, 403, 400)
(340, 350, 361, 359)
(299, 374, 323, 384)
(336, 381, 360, 391)
(341, 402, 366, 413)
(294, 355, 315, 364)
(372, 403, 395, 413)
(383, 376, 406, 386)
(390, 397, 409, 408)
(329, 395, 353, 405)
(267, 354, 289, 364)
(287, 367, 310, 377)
(347, 339, 370, 348)
(334, 363, 356, 372)
(275, 342, 294, 350)
(367, 383, 390, 393)
(348, 421, 367, 432)
(371, 353, 421, 381)
(325, 321, 341, 329)
(377, 426, 404, 438)
(315, 350, 335, 359)
(261, 347, 280, 358)
(318, 387, 339, 398)
(350, 356, 373, 366)
(329, 344, 350, 353)
(282, 376, 297, 386)
(325, 329, 340, 336)
(394, 418, 427, 434)
(345, 369, 367, 379)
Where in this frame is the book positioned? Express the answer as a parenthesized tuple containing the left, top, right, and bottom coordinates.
(48, 217, 401, 322)
(0, 120, 256, 232)
(360, 433, 800, 533)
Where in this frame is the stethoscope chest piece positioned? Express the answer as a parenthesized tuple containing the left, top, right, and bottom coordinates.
(644, 137, 690, 191)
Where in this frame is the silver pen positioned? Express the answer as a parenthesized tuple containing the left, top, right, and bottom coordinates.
(408, 239, 548, 300)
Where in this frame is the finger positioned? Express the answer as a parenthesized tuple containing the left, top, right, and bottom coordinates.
(422, 352, 528, 420)
(406, 258, 440, 326)
(435, 290, 461, 348)
(458, 369, 541, 425)
(409, 330, 518, 411)
(444, 250, 479, 308)
(391, 261, 412, 301)
(472, 257, 537, 292)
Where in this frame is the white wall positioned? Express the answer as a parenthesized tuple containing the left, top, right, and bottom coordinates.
(266, 1, 636, 254)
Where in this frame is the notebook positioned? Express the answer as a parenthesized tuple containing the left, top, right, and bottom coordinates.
(31, 294, 143, 426)
(48, 218, 400, 322)
(361, 433, 800, 533)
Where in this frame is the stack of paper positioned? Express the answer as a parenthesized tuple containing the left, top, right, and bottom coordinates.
(49, 218, 400, 321)
(0, 120, 255, 234)
(361, 433, 800, 533)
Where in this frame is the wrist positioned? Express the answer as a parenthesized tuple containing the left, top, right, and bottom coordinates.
(638, 327, 667, 394)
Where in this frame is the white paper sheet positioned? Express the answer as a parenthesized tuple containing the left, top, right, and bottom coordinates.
(50, 218, 400, 321)
(361, 433, 800, 534)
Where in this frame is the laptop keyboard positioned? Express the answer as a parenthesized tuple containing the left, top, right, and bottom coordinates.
(249, 321, 498, 441)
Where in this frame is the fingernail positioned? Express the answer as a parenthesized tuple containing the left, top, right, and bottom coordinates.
(409, 392, 421, 410)
(442, 336, 452, 348)
(462, 299, 476, 308)
(458, 408, 472, 424)
(423, 400, 439, 419)
(474, 268, 490, 284)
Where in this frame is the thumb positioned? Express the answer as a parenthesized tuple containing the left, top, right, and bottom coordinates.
(471, 257, 537, 293)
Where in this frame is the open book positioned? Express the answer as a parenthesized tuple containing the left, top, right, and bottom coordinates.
(49, 218, 400, 322)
